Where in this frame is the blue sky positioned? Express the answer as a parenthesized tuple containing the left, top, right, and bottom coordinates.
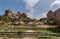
(0, 0, 58, 19)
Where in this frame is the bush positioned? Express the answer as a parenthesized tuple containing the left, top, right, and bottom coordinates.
(47, 28, 60, 33)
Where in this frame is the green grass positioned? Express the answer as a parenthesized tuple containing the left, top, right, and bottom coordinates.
(0, 23, 59, 38)
(0, 25, 10, 31)
(0, 24, 60, 38)
(38, 37, 52, 39)
(47, 28, 60, 33)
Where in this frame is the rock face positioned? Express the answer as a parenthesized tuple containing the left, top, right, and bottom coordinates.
(47, 8, 60, 25)
(47, 10, 54, 19)
(4, 9, 27, 19)
(22, 13, 27, 18)
(54, 8, 60, 25)
(3, 9, 27, 25)
(4, 9, 13, 17)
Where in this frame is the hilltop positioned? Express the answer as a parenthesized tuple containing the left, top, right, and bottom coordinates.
(0, 9, 35, 25)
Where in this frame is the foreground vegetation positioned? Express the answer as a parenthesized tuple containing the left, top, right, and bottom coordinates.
(0, 9, 59, 39)
(0, 24, 59, 38)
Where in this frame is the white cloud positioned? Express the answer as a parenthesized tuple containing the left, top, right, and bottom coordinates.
(42, 12, 48, 18)
(23, 0, 40, 18)
(51, 0, 60, 10)
(23, 0, 39, 7)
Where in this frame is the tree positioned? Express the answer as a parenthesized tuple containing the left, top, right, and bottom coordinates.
(0, 16, 12, 23)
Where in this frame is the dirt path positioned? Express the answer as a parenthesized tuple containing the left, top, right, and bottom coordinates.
(24, 30, 36, 32)
(22, 37, 35, 39)
(37, 25, 56, 28)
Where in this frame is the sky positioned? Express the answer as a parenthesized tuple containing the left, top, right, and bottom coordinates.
(0, 0, 60, 19)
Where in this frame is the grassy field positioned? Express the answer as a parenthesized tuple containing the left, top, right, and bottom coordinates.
(0, 24, 60, 39)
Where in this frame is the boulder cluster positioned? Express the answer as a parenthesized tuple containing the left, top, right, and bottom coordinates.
(47, 8, 60, 25)
(4, 9, 27, 19)
(0, 9, 28, 25)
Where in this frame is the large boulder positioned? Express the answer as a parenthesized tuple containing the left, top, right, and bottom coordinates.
(47, 8, 60, 25)
(47, 10, 54, 19)
(54, 8, 60, 25)
(4, 9, 13, 17)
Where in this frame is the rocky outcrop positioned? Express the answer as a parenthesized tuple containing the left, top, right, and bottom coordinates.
(3, 9, 27, 25)
(4, 9, 27, 19)
(4, 9, 13, 17)
(47, 10, 54, 19)
(22, 13, 27, 18)
(47, 8, 60, 25)
(54, 8, 60, 25)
